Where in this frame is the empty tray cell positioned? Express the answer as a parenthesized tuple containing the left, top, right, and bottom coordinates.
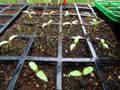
(29, 37, 58, 57)
(62, 23, 84, 37)
(0, 5, 9, 9)
(0, 15, 12, 24)
(97, 61, 120, 90)
(2, 9, 18, 15)
(79, 8, 94, 16)
(0, 37, 28, 56)
(15, 61, 56, 90)
(0, 61, 18, 90)
(92, 38, 120, 59)
(62, 38, 91, 58)
(63, 62, 103, 90)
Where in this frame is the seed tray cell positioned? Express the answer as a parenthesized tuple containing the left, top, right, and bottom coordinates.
(96, 60, 120, 90)
(15, 61, 56, 90)
(63, 62, 103, 90)
(62, 38, 91, 58)
(0, 15, 12, 24)
(0, 60, 18, 90)
(1, 9, 18, 15)
(29, 37, 58, 57)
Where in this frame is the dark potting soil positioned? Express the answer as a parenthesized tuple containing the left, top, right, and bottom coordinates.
(62, 38, 91, 58)
(15, 62, 56, 90)
(99, 64, 120, 90)
(0, 61, 17, 90)
(63, 8, 76, 15)
(63, 63, 103, 90)
(29, 37, 58, 57)
(0, 38, 28, 56)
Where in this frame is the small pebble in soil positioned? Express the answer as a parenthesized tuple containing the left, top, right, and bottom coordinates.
(36, 84, 40, 88)
(91, 73, 95, 77)
(118, 75, 120, 79)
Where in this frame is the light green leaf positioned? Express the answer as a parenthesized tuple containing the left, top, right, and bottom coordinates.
(70, 43, 76, 51)
(83, 66, 94, 76)
(28, 61, 39, 72)
(68, 70, 82, 77)
(36, 70, 48, 82)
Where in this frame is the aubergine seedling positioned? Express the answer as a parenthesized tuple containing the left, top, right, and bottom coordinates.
(64, 11, 70, 16)
(28, 61, 48, 82)
(99, 39, 109, 49)
(42, 19, 53, 28)
(23, 10, 36, 20)
(63, 20, 79, 26)
(70, 36, 84, 51)
(0, 35, 18, 54)
(64, 66, 94, 77)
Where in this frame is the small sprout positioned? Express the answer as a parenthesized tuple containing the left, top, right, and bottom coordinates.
(36, 70, 48, 82)
(72, 20, 79, 25)
(63, 22, 71, 26)
(42, 20, 53, 28)
(23, 10, 36, 19)
(72, 36, 83, 44)
(65, 11, 70, 16)
(100, 39, 109, 49)
(49, 11, 56, 15)
(47, 19, 53, 24)
(42, 23, 48, 28)
(70, 43, 76, 51)
(28, 61, 39, 72)
(67, 70, 82, 77)
(83, 66, 94, 76)
(0, 41, 8, 47)
(9, 35, 18, 41)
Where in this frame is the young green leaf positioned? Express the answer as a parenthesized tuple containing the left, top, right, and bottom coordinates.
(72, 20, 79, 25)
(28, 61, 39, 72)
(68, 70, 82, 77)
(63, 22, 71, 26)
(83, 66, 94, 76)
(36, 70, 48, 82)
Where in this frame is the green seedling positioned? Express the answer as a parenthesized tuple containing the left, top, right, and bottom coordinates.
(72, 20, 79, 25)
(42, 19, 53, 28)
(63, 22, 71, 26)
(65, 11, 70, 16)
(100, 39, 109, 49)
(64, 66, 94, 77)
(23, 10, 36, 19)
(28, 61, 48, 82)
(70, 36, 84, 51)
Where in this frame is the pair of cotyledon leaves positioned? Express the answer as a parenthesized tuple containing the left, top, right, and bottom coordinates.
(28, 61, 48, 82)
(64, 66, 94, 77)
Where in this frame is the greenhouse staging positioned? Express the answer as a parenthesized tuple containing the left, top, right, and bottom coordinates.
(0, 0, 120, 90)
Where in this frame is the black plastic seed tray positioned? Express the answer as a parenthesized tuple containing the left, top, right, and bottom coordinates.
(0, 4, 28, 34)
(96, 59, 120, 90)
(0, 3, 119, 90)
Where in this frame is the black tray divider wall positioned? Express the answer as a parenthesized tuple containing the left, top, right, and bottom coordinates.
(56, 4, 62, 90)
(74, 3, 98, 60)
(7, 37, 34, 90)
(0, 4, 28, 34)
